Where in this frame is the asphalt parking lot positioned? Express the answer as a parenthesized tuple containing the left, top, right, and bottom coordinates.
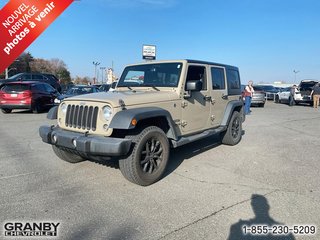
(0, 102, 319, 240)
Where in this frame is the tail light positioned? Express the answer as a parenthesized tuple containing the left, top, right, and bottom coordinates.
(21, 90, 32, 98)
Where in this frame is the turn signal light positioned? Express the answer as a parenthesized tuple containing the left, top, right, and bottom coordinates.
(131, 118, 137, 126)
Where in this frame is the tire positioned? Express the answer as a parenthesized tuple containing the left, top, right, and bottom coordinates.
(52, 145, 86, 163)
(1, 108, 12, 114)
(221, 111, 242, 146)
(32, 102, 42, 114)
(119, 126, 170, 186)
(275, 95, 279, 103)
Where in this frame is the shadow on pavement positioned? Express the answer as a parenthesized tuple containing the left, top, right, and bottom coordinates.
(164, 134, 222, 178)
(227, 194, 295, 240)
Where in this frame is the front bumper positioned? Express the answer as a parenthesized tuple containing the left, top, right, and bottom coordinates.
(39, 126, 132, 157)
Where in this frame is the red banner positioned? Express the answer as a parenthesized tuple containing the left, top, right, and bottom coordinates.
(0, 0, 74, 74)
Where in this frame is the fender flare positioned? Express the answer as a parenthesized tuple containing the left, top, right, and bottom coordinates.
(47, 106, 58, 119)
(221, 100, 244, 126)
(109, 107, 178, 140)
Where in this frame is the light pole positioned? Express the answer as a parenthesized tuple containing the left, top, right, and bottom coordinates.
(5, 67, 17, 78)
(100, 67, 106, 83)
(93, 61, 100, 84)
(5, 59, 20, 78)
(293, 70, 300, 83)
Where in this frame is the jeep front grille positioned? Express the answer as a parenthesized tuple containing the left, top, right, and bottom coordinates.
(65, 104, 99, 131)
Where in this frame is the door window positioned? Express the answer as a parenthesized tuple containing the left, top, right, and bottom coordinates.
(186, 66, 207, 90)
(211, 67, 225, 90)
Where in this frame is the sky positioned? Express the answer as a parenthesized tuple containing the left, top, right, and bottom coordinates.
(1, 0, 320, 83)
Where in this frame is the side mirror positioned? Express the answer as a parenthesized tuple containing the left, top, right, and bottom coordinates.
(186, 80, 202, 91)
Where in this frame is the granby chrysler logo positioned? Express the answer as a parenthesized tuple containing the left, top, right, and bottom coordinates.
(3, 222, 60, 237)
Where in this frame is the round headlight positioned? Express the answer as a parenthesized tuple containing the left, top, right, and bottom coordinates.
(60, 103, 67, 114)
(102, 106, 112, 120)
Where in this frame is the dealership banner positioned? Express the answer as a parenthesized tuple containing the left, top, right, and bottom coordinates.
(0, 0, 74, 74)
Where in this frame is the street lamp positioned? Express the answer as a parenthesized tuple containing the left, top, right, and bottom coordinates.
(92, 61, 100, 84)
(293, 70, 300, 83)
(100, 67, 106, 83)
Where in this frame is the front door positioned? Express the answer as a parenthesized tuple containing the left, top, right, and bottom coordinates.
(181, 65, 211, 134)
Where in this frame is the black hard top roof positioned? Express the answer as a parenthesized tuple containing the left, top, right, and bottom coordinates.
(186, 59, 238, 69)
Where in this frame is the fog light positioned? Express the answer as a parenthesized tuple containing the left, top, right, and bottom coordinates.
(103, 124, 108, 131)
(52, 134, 57, 143)
(72, 139, 77, 147)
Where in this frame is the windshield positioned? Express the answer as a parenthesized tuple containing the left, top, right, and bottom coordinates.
(118, 63, 183, 88)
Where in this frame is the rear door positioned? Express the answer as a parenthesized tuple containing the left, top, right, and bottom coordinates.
(209, 66, 228, 127)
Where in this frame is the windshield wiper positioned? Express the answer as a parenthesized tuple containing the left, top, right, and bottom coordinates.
(143, 84, 160, 91)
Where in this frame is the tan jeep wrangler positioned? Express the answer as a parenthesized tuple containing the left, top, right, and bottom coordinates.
(39, 60, 244, 186)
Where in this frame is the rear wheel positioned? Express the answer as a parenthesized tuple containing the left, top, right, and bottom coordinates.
(221, 111, 242, 146)
(1, 108, 12, 114)
(52, 145, 86, 163)
(119, 126, 170, 186)
(32, 102, 42, 114)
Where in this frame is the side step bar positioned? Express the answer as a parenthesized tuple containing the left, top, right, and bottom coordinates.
(171, 126, 227, 148)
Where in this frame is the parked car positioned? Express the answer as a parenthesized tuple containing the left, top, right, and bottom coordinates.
(60, 83, 75, 94)
(275, 87, 294, 105)
(0, 81, 59, 114)
(39, 59, 245, 186)
(294, 79, 319, 105)
(54, 85, 100, 104)
(99, 84, 111, 92)
(253, 85, 278, 100)
(241, 85, 266, 107)
(0, 72, 62, 93)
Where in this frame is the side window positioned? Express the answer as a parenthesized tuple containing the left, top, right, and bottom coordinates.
(32, 74, 44, 80)
(186, 66, 207, 90)
(211, 67, 226, 90)
(31, 84, 41, 91)
(227, 69, 241, 95)
(43, 84, 55, 92)
(35, 84, 46, 92)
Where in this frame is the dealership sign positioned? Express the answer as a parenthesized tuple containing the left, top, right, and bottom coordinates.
(3, 222, 60, 237)
(142, 44, 156, 60)
(0, 0, 74, 73)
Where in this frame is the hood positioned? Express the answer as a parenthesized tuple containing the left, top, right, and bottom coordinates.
(64, 89, 179, 107)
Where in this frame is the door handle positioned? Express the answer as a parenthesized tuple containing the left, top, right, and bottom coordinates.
(204, 95, 212, 101)
(222, 94, 228, 100)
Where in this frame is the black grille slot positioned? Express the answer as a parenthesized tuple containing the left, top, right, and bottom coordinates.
(65, 104, 99, 131)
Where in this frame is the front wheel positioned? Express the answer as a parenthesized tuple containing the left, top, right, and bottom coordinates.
(119, 126, 170, 186)
(52, 145, 86, 163)
(221, 111, 242, 146)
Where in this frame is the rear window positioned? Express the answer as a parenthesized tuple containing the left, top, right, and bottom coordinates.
(2, 84, 30, 93)
(226, 69, 241, 95)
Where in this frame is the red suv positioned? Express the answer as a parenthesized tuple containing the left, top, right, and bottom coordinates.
(0, 81, 59, 114)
